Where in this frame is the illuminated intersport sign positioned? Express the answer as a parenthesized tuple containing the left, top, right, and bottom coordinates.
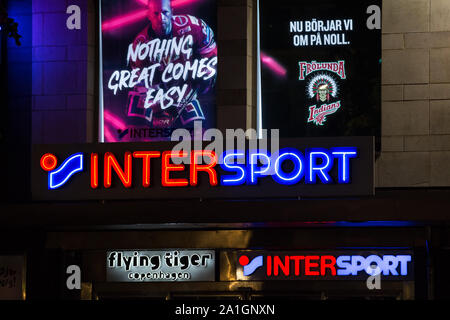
(106, 250, 215, 282)
(236, 251, 414, 281)
(31, 137, 373, 200)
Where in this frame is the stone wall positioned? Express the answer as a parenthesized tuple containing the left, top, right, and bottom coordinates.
(31, 0, 94, 144)
(5, 0, 32, 201)
(217, 0, 254, 132)
(378, 0, 450, 187)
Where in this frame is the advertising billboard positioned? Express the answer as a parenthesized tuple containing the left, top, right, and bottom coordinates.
(100, 0, 218, 142)
(257, 0, 381, 145)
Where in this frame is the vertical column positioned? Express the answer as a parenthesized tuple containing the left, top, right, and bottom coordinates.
(5, 0, 33, 201)
(217, 0, 254, 133)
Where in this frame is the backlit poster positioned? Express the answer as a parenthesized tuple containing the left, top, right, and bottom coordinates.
(258, 0, 381, 147)
(100, 0, 217, 142)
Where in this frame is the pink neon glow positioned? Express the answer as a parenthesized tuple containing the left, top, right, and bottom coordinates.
(136, 0, 201, 7)
(104, 126, 117, 142)
(102, 9, 147, 31)
(102, 0, 203, 31)
(104, 110, 126, 130)
(261, 52, 287, 77)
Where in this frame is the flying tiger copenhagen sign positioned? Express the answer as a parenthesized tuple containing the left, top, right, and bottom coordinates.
(106, 250, 215, 282)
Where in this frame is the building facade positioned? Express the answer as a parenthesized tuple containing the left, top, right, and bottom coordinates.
(1, 0, 450, 300)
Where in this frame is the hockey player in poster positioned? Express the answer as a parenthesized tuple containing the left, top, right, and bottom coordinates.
(127, 0, 217, 130)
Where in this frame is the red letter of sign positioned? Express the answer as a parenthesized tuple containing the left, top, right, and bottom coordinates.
(320, 255, 337, 276)
(305, 256, 320, 276)
(104, 152, 132, 188)
(274, 256, 290, 276)
(91, 153, 99, 189)
(190, 150, 218, 186)
(133, 151, 161, 187)
(290, 256, 305, 276)
(162, 151, 189, 187)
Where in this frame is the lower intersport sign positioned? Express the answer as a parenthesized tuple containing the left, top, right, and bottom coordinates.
(31, 137, 374, 200)
(106, 250, 215, 282)
(236, 250, 414, 281)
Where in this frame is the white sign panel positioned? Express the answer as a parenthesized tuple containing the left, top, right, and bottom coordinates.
(106, 250, 215, 282)
(0, 255, 26, 300)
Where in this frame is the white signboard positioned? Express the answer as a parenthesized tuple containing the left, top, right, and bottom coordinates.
(0, 255, 26, 300)
(106, 250, 215, 282)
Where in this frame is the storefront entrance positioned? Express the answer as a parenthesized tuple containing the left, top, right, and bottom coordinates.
(43, 225, 426, 301)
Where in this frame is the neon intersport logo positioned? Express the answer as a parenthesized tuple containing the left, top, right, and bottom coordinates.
(40, 153, 84, 189)
(237, 253, 413, 279)
(239, 255, 264, 276)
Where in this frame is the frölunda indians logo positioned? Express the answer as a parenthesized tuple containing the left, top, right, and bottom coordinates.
(298, 61, 346, 126)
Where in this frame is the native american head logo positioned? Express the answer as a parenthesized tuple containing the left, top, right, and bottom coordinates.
(307, 74, 338, 103)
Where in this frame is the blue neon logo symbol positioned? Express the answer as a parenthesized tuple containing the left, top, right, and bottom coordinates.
(239, 255, 264, 276)
(43, 153, 84, 189)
